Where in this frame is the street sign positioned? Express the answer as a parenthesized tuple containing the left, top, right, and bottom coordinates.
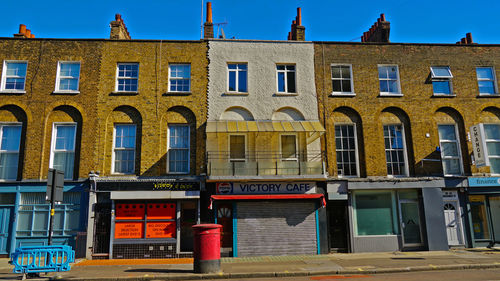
(46, 169, 64, 203)
(470, 124, 488, 167)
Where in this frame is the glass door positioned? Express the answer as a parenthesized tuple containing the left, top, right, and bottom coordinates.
(399, 200, 423, 246)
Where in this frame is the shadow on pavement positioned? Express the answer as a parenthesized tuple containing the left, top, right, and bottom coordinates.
(390, 257, 425, 260)
(124, 268, 192, 274)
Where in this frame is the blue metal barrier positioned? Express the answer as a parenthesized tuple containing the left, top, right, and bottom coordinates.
(10, 245, 75, 274)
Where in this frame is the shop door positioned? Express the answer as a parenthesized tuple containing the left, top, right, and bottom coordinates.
(0, 207, 12, 254)
(489, 196, 500, 243)
(444, 202, 462, 245)
(399, 200, 423, 247)
(328, 201, 348, 252)
(217, 203, 233, 248)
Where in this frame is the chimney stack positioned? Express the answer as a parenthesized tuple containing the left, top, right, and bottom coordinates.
(287, 7, 305, 41)
(456, 32, 475, 45)
(110, 14, 131, 40)
(361, 14, 390, 43)
(204, 2, 214, 39)
(13, 24, 35, 38)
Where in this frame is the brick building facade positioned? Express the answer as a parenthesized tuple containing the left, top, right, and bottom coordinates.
(315, 16, 500, 252)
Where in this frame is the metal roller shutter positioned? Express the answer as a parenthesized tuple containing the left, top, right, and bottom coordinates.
(236, 201, 317, 256)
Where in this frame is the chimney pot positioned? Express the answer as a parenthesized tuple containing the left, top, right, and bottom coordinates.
(30, 34, 35, 38)
(19, 24, 26, 34)
(297, 7, 302, 26)
(380, 13, 386, 21)
(466, 32, 473, 44)
(115, 14, 121, 21)
(461, 38, 466, 44)
(25, 29, 31, 38)
(207, 2, 212, 23)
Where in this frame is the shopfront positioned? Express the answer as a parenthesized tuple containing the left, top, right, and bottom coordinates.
(209, 181, 328, 257)
(93, 178, 200, 259)
(467, 177, 500, 247)
(348, 180, 449, 253)
(0, 181, 88, 257)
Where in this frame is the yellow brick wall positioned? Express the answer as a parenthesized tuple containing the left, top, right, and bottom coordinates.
(96, 40, 208, 177)
(0, 39, 103, 180)
(314, 43, 500, 177)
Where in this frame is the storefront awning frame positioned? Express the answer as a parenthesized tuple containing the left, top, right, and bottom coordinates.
(206, 120, 325, 133)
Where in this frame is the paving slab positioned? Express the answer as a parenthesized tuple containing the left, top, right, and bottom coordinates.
(0, 249, 499, 280)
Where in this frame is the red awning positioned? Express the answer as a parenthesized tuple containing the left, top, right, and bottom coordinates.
(209, 194, 326, 209)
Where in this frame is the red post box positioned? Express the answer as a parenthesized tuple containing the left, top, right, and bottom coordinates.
(192, 224, 222, 273)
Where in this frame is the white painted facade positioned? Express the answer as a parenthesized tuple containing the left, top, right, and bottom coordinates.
(207, 40, 319, 121)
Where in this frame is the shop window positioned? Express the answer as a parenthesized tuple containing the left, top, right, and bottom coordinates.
(335, 124, 358, 177)
(16, 192, 81, 237)
(113, 124, 136, 174)
(354, 191, 398, 235)
(168, 125, 190, 174)
(50, 123, 76, 179)
(0, 123, 21, 180)
(484, 124, 500, 175)
(438, 124, 463, 176)
(114, 202, 177, 240)
(469, 195, 490, 240)
(229, 135, 245, 162)
(383, 124, 408, 176)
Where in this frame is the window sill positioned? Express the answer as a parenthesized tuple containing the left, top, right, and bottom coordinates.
(223, 92, 249, 96)
(478, 93, 500, 98)
(52, 90, 80, 95)
(432, 94, 456, 97)
(274, 92, 298, 96)
(379, 93, 403, 97)
(163, 92, 192, 96)
(0, 90, 26, 95)
(110, 91, 139, 96)
(331, 92, 356, 97)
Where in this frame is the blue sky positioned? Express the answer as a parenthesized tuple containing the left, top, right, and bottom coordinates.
(1, 0, 499, 44)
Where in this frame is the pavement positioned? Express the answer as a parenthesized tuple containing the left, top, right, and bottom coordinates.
(1, 248, 500, 281)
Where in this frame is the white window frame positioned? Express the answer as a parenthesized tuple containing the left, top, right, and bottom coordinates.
(227, 63, 248, 93)
(276, 64, 296, 94)
(49, 122, 77, 180)
(168, 64, 191, 93)
(476, 67, 498, 96)
(0, 122, 22, 181)
(334, 123, 360, 177)
(279, 133, 298, 162)
(383, 124, 409, 177)
(331, 64, 354, 96)
(111, 124, 136, 175)
(1, 60, 28, 93)
(167, 124, 190, 174)
(484, 123, 500, 176)
(228, 134, 247, 162)
(437, 124, 464, 176)
(115, 63, 139, 93)
(54, 61, 81, 93)
(378, 64, 402, 96)
(430, 66, 454, 96)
